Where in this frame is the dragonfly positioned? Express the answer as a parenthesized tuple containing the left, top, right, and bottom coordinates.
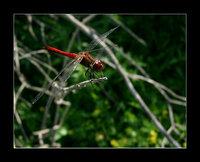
(32, 26, 119, 104)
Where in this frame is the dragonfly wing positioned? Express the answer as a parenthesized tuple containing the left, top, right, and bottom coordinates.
(58, 56, 83, 83)
(86, 26, 119, 52)
(32, 56, 83, 104)
(31, 65, 69, 104)
(32, 82, 53, 104)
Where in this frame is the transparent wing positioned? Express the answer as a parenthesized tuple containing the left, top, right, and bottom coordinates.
(86, 26, 119, 52)
(32, 56, 83, 104)
(58, 56, 83, 83)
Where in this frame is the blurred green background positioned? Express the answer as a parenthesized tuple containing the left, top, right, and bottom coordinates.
(14, 14, 186, 147)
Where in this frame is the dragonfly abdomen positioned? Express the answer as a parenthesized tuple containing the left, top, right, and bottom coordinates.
(45, 45, 77, 59)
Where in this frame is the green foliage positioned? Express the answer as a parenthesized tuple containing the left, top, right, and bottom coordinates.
(14, 14, 186, 147)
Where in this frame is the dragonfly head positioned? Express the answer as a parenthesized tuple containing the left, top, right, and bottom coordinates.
(92, 59, 104, 71)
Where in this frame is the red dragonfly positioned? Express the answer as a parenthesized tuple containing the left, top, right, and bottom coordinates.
(32, 26, 119, 104)
(45, 46, 104, 72)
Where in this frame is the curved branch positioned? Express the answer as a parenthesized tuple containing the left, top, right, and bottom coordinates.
(63, 77, 108, 94)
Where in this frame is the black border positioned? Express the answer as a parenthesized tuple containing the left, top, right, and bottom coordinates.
(0, 0, 196, 161)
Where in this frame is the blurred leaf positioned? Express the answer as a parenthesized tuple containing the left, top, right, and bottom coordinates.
(55, 127, 68, 141)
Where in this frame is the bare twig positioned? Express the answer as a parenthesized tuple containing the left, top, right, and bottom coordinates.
(14, 35, 20, 71)
(161, 126, 174, 147)
(32, 17, 47, 44)
(28, 58, 53, 83)
(14, 110, 29, 142)
(26, 15, 38, 40)
(40, 93, 54, 129)
(59, 106, 70, 127)
(128, 74, 186, 106)
(18, 96, 32, 107)
(50, 105, 60, 145)
(14, 90, 29, 143)
(19, 49, 47, 60)
(33, 124, 60, 146)
(29, 56, 58, 75)
(14, 83, 26, 109)
(14, 66, 53, 98)
(128, 74, 186, 102)
(63, 77, 108, 94)
(33, 125, 60, 136)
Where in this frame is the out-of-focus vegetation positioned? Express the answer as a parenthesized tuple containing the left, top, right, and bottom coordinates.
(14, 14, 186, 148)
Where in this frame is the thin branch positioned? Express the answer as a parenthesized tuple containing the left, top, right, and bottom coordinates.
(28, 58, 53, 83)
(55, 99, 71, 107)
(15, 83, 26, 110)
(40, 93, 54, 129)
(32, 17, 47, 44)
(128, 74, 186, 106)
(30, 56, 58, 75)
(26, 15, 38, 40)
(50, 104, 60, 145)
(18, 49, 54, 83)
(19, 49, 47, 60)
(128, 74, 186, 102)
(63, 77, 108, 94)
(33, 125, 60, 135)
(176, 123, 186, 131)
(26, 84, 53, 97)
(14, 35, 20, 71)
(58, 106, 70, 127)
(19, 96, 32, 108)
(14, 90, 29, 142)
(82, 14, 97, 23)
(168, 104, 175, 127)
(122, 53, 150, 77)
(14, 105, 29, 143)
(161, 126, 174, 147)
(14, 69, 53, 97)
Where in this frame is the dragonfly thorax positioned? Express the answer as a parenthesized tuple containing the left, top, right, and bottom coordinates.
(79, 52, 104, 71)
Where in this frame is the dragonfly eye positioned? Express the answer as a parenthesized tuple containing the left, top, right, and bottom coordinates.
(93, 60, 104, 71)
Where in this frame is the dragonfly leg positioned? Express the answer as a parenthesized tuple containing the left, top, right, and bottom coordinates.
(85, 68, 90, 78)
(89, 69, 96, 79)
(92, 71, 101, 78)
